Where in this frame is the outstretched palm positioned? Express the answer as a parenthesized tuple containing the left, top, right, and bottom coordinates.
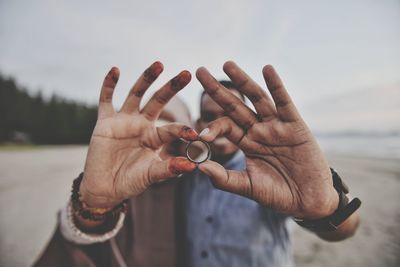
(80, 62, 198, 208)
(197, 61, 338, 219)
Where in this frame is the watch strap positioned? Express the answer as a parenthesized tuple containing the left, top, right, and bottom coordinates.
(294, 197, 361, 231)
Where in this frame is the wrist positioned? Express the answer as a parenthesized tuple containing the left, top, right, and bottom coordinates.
(294, 168, 362, 232)
(295, 182, 339, 220)
(72, 208, 106, 232)
(79, 173, 122, 209)
(72, 173, 128, 222)
(72, 207, 122, 234)
(316, 187, 340, 219)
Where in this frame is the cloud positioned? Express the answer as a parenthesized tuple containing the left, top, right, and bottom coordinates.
(0, 0, 399, 120)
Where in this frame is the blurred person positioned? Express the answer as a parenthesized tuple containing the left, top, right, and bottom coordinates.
(182, 69, 360, 266)
(34, 61, 361, 267)
(34, 62, 198, 267)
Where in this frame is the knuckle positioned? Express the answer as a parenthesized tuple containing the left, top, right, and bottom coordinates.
(132, 86, 147, 97)
(235, 77, 249, 89)
(275, 98, 290, 107)
(224, 102, 237, 114)
(248, 93, 263, 103)
(153, 91, 170, 105)
(241, 120, 255, 132)
(269, 84, 280, 92)
(207, 85, 220, 97)
(209, 116, 228, 127)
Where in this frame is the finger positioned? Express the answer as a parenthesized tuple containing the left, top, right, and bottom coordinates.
(149, 157, 196, 183)
(156, 123, 198, 147)
(198, 160, 253, 198)
(120, 61, 164, 114)
(98, 67, 119, 119)
(141, 70, 191, 121)
(262, 65, 301, 122)
(223, 61, 276, 119)
(198, 116, 251, 148)
(196, 67, 258, 130)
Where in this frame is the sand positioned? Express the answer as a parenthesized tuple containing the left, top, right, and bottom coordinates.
(0, 146, 399, 267)
(293, 153, 400, 267)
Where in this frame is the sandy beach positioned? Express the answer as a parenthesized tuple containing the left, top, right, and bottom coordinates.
(0, 146, 399, 267)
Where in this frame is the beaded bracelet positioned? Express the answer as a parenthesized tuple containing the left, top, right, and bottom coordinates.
(71, 173, 128, 221)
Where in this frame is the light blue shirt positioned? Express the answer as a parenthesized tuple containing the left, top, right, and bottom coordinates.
(184, 151, 294, 267)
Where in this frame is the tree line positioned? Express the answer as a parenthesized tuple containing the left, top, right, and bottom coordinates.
(0, 74, 98, 144)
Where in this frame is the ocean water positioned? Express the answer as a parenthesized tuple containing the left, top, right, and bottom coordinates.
(316, 135, 400, 159)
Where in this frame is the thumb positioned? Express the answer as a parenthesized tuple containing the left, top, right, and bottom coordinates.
(199, 160, 252, 198)
(149, 157, 197, 183)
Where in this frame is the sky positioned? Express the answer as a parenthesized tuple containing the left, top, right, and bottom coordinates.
(0, 0, 399, 120)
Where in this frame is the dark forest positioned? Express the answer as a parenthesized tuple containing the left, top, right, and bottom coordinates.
(0, 74, 97, 144)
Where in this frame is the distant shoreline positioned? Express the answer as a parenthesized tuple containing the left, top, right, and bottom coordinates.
(315, 132, 400, 138)
(324, 151, 400, 162)
(1, 143, 398, 163)
(0, 144, 88, 151)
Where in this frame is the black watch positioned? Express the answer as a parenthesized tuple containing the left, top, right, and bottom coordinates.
(294, 168, 361, 232)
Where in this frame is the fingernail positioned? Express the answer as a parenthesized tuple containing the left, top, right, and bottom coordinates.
(152, 61, 164, 73)
(111, 68, 119, 83)
(198, 66, 208, 73)
(199, 128, 210, 137)
(180, 126, 198, 140)
(171, 71, 191, 91)
(179, 70, 191, 83)
(169, 158, 196, 174)
(143, 62, 163, 83)
(107, 67, 116, 76)
(106, 67, 119, 84)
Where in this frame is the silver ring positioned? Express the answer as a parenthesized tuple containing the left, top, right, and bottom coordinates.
(185, 140, 211, 164)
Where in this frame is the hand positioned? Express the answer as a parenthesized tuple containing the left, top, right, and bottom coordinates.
(80, 62, 198, 208)
(196, 61, 338, 219)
